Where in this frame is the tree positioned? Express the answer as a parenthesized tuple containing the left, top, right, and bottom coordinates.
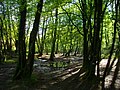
(26, 0, 43, 77)
(102, 0, 120, 89)
(39, 17, 48, 56)
(0, 2, 4, 62)
(49, 8, 58, 61)
(3, 0, 119, 88)
(13, 0, 43, 79)
(13, 0, 27, 79)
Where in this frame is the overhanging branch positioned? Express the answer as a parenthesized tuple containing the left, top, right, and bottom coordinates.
(60, 5, 83, 36)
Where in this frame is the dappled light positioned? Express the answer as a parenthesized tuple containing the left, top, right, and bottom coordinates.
(0, 0, 120, 90)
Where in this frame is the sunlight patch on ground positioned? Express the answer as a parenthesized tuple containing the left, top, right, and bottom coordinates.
(99, 59, 120, 89)
(5, 60, 16, 63)
(105, 75, 113, 88)
(99, 59, 117, 67)
(99, 59, 108, 67)
(71, 69, 80, 75)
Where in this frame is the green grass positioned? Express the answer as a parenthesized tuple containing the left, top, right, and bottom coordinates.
(5, 59, 16, 63)
(48, 61, 69, 68)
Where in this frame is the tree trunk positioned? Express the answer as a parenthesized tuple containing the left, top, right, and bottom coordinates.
(37, 34, 41, 54)
(89, 0, 102, 77)
(0, 15, 4, 63)
(7, 5, 12, 53)
(49, 8, 58, 61)
(0, 17, 3, 51)
(102, 0, 119, 89)
(55, 40, 59, 54)
(13, 0, 27, 80)
(82, 0, 89, 69)
(26, 0, 43, 77)
(110, 58, 120, 89)
(39, 17, 46, 56)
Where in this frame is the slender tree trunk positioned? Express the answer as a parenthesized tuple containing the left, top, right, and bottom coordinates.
(4, 19, 10, 54)
(107, 57, 116, 75)
(49, 8, 58, 61)
(102, 0, 119, 89)
(0, 32, 5, 63)
(7, 5, 12, 53)
(110, 58, 120, 89)
(74, 40, 78, 56)
(37, 34, 41, 53)
(55, 27, 59, 54)
(55, 39, 59, 54)
(26, 0, 43, 77)
(13, 0, 27, 80)
(0, 2, 6, 54)
(25, 20, 31, 52)
(39, 17, 46, 56)
(41, 18, 48, 55)
(82, 0, 89, 69)
(0, 17, 3, 50)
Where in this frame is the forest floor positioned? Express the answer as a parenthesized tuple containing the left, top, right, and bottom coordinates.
(0, 54, 120, 90)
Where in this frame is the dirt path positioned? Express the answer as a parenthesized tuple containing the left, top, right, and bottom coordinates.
(0, 57, 120, 90)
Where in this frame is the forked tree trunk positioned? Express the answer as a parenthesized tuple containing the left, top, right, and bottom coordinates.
(89, 0, 102, 77)
(13, 0, 27, 80)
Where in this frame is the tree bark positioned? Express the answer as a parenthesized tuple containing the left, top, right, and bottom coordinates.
(81, 0, 89, 70)
(49, 8, 58, 61)
(39, 17, 46, 56)
(13, 0, 27, 80)
(102, 0, 119, 89)
(26, 0, 43, 77)
(90, 0, 102, 77)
